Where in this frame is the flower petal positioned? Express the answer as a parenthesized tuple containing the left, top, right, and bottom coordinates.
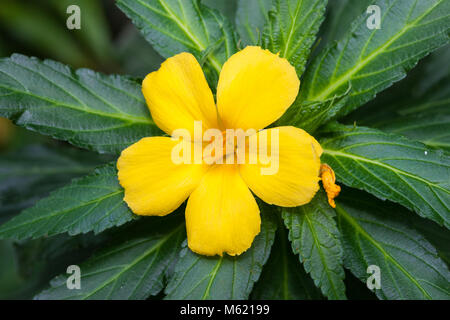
(186, 164, 260, 256)
(142, 52, 219, 137)
(239, 126, 322, 207)
(117, 137, 207, 216)
(217, 46, 299, 131)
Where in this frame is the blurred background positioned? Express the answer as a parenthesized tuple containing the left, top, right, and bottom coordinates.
(0, 0, 446, 300)
(0, 0, 237, 151)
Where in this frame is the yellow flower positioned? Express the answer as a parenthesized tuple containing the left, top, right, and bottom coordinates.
(117, 46, 339, 256)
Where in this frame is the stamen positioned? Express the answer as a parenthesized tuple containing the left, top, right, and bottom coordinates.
(320, 164, 341, 208)
(202, 131, 237, 164)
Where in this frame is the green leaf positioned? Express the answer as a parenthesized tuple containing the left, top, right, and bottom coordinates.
(15, 232, 107, 280)
(35, 217, 185, 300)
(264, 0, 327, 75)
(201, 0, 237, 21)
(278, 82, 350, 132)
(252, 217, 322, 300)
(367, 47, 450, 151)
(11, 232, 110, 299)
(336, 190, 450, 300)
(203, 0, 237, 20)
(283, 191, 346, 300)
(292, 0, 450, 131)
(376, 112, 450, 152)
(412, 217, 450, 267)
(411, 44, 450, 96)
(116, 0, 237, 77)
(0, 164, 134, 240)
(343, 270, 377, 300)
(348, 46, 450, 151)
(165, 210, 277, 299)
(319, 0, 373, 45)
(0, 54, 160, 154)
(320, 124, 450, 229)
(0, 144, 110, 224)
(346, 45, 450, 126)
(235, 0, 271, 46)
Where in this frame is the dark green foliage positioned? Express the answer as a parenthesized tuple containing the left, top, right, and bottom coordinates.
(0, 0, 448, 300)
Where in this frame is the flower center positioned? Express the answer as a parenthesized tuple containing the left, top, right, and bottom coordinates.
(203, 130, 242, 164)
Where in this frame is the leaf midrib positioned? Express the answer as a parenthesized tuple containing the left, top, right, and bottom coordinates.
(323, 148, 449, 195)
(335, 204, 433, 299)
(136, 0, 222, 73)
(0, 84, 152, 125)
(309, 0, 443, 101)
(281, 0, 303, 59)
(81, 225, 183, 300)
(0, 190, 123, 236)
(201, 256, 223, 300)
(302, 209, 342, 299)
